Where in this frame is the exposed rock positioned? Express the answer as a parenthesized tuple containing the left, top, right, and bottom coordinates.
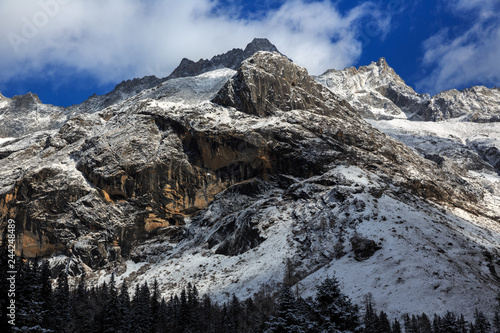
(212, 52, 344, 117)
(0, 93, 67, 138)
(350, 234, 381, 261)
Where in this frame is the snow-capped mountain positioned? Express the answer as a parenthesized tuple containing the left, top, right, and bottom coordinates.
(1, 40, 500, 320)
(317, 57, 500, 176)
(0, 38, 273, 139)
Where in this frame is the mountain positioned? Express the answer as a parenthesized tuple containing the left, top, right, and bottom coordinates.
(317, 58, 500, 176)
(0, 38, 278, 139)
(1, 41, 500, 319)
(317, 58, 500, 122)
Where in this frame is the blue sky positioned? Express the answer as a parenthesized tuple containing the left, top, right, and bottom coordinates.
(0, 0, 499, 107)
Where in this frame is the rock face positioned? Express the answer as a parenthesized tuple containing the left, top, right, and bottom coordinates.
(0, 43, 500, 317)
(0, 93, 66, 138)
(213, 52, 341, 117)
(316, 58, 429, 120)
(429, 86, 500, 122)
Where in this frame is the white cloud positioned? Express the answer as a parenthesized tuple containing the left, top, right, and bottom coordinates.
(0, 0, 390, 87)
(417, 0, 500, 94)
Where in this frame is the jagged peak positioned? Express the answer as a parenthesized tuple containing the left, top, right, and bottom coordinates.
(376, 57, 388, 68)
(12, 92, 42, 104)
(243, 38, 279, 55)
(168, 38, 281, 79)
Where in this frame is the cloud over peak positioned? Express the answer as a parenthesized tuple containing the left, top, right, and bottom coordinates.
(0, 0, 390, 87)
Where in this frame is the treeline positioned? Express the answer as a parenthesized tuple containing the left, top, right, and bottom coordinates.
(1, 256, 500, 332)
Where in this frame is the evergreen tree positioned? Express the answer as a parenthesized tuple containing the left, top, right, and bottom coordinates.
(72, 272, 93, 333)
(441, 311, 459, 333)
(39, 260, 54, 331)
(456, 314, 468, 333)
(265, 284, 311, 333)
(377, 311, 391, 333)
(472, 309, 491, 333)
(493, 311, 500, 333)
(131, 282, 152, 333)
(433, 314, 442, 333)
(200, 294, 214, 333)
(118, 282, 132, 332)
(53, 270, 74, 332)
(102, 274, 120, 333)
(362, 293, 378, 333)
(417, 313, 433, 333)
(314, 276, 360, 332)
(227, 294, 241, 333)
(392, 319, 402, 333)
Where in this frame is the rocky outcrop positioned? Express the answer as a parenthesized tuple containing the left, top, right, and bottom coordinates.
(427, 86, 500, 122)
(316, 58, 429, 120)
(0, 93, 67, 138)
(212, 52, 345, 117)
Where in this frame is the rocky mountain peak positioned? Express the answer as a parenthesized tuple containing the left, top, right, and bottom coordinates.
(11, 92, 42, 107)
(376, 57, 388, 66)
(242, 38, 279, 56)
(168, 38, 281, 79)
(212, 51, 342, 117)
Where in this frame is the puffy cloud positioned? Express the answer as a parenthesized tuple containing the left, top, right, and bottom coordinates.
(417, 0, 500, 94)
(0, 0, 390, 86)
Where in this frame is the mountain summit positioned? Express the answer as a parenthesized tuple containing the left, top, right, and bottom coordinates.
(168, 38, 280, 78)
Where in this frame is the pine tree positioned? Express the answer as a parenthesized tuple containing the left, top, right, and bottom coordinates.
(53, 270, 74, 332)
(441, 311, 459, 333)
(200, 293, 214, 333)
(102, 274, 120, 333)
(362, 293, 378, 333)
(378, 311, 391, 333)
(456, 314, 468, 333)
(227, 294, 241, 333)
(433, 314, 442, 333)
(39, 260, 54, 331)
(493, 311, 500, 333)
(150, 279, 162, 333)
(118, 282, 131, 332)
(472, 309, 491, 333)
(131, 282, 152, 333)
(72, 272, 93, 333)
(417, 313, 433, 333)
(314, 276, 360, 332)
(265, 284, 308, 333)
(392, 319, 402, 333)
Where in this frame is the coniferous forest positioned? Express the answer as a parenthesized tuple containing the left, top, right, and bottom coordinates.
(1, 253, 500, 332)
